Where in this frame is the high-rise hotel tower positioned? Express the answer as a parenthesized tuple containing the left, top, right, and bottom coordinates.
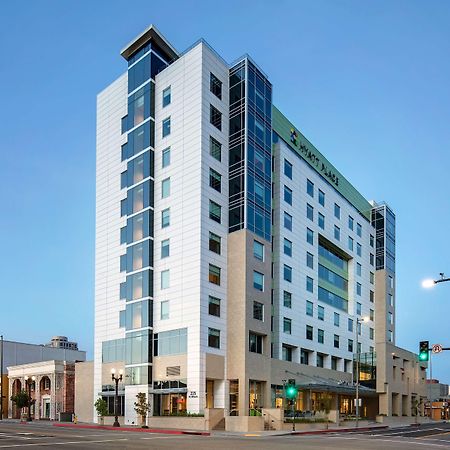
(95, 25, 400, 422)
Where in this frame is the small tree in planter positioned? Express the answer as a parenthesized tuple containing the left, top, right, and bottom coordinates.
(320, 395, 333, 429)
(94, 398, 108, 426)
(134, 392, 151, 428)
(11, 390, 32, 421)
(411, 398, 423, 424)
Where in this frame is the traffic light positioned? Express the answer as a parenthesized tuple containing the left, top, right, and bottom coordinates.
(286, 379, 298, 400)
(419, 341, 429, 361)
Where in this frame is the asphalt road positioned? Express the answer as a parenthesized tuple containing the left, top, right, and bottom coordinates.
(0, 421, 449, 449)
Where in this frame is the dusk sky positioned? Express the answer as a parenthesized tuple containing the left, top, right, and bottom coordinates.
(1, 0, 449, 380)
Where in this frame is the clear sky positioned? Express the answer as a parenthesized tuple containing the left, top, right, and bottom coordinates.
(1, 0, 449, 380)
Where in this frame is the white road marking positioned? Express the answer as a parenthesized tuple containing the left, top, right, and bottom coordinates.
(328, 436, 450, 447)
(0, 438, 128, 448)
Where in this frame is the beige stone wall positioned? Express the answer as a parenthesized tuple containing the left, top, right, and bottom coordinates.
(75, 361, 94, 423)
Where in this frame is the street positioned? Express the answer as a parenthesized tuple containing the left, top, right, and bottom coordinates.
(0, 422, 449, 449)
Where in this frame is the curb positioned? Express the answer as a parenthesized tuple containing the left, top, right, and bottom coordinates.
(289, 425, 389, 436)
(52, 423, 210, 436)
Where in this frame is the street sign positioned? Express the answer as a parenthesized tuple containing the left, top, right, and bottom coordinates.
(432, 344, 443, 354)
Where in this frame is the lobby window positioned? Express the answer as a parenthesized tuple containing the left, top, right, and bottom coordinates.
(161, 239, 170, 258)
(249, 333, 263, 354)
(209, 232, 221, 254)
(334, 312, 340, 327)
(160, 301, 169, 320)
(318, 189, 325, 206)
(210, 105, 222, 130)
(301, 349, 309, 365)
(356, 302, 362, 315)
(208, 328, 220, 349)
(348, 236, 354, 251)
(283, 291, 292, 308)
(209, 264, 221, 285)
(161, 208, 170, 228)
(282, 345, 292, 362)
(318, 329, 324, 344)
(356, 222, 362, 237)
(334, 203, 341, 219)
(284, 159, 292, 179)
(162, 117, 171, 137)
(306, 325, 313, 340)
(161, 178, 170, 198)
(318, 305, 324, 321)
(348, 339, 354, 352)
(210, 136, 221, 161)
(356, 282, 362, 296)
(284, 186, 292, 205)
(307, 179, 314, 197)
(334, 225, 340, 241)
(253, 301, 264, 321)
(370, 328, 374, 340)
(307, 203, 314, 221)
(318, 213, 325, 230)
(316, 353, 324, 368)
(253, 240, 264, 261)
(283, 317, 292, 334)
(253, 271, 264, 291)
(348, 216, 354, 230)
(284, 238, 292, 257)
(162, 147, 171, 168)
(357, 243, 362, 257)
(357, 263, 362, 276)
(210, 73, 222, 99)
(306, 228, 314, 245)
(306, 301, 313, 316)
(161, 270, 170, 289)
(209, 200, 222, 223)
(334, 334, 340, 348)
(284, 265, 292, 282)
(162, 86, 171, 107)
(209, 168, 222, 192)
(209, 296, 221, 317)
(306, 252, 314, 269)
(284, 212, 293, 231)
(306, 276, 313, 293)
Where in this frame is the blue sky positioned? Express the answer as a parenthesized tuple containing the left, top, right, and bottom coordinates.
(1, 0, 449, 380)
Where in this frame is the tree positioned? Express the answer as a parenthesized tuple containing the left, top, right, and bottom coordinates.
(94, 398, 108, 421)
(134, 392, 151, 428)
(411, 398, 423, 424)
(10, 390, 32, 410)
(320, 395, 333, 429)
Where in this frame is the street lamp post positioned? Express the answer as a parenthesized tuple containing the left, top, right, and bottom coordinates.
(355, 317, 368, 428)
(24, 376, 35, 422)
(111, 369, 123, 427)
(422, 273, 450, 288)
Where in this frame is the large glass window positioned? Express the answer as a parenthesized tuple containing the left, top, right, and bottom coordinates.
(306, 276, 313, 292)
(126, 151, 151, 187)
(249, 333, 263, 354)
(283, 291, 292, 308)
(162, 117, 171, 137)
(318, 305, 324, 321)
(161, 270, 170, 289)
(318, 190, 325, 206)
(334, 312, 340, 327)
(253, 301, 264, 321)
(284, 159, 292, 179)
(209, 232, 221, 254)
(284, 238, 292, 257)
(318, 213, 325, 230)
(162, 147, 170, 168)
(306, 301, 313, 316)
(348, 216, 354, 230)
(284, 212, 292, 231)
(161, 178, 170, 198)
(161, 239, 170, 258)
(318, 329, 324, 344)
(128, 54, 150, 93)
(284, 265, 292, 282)
(307, 204, 314, 221)
(284, 186, 292, 205)
(210, 105, 222, 130)
(318, 286, 348, 311)
(161, 208, 170, 228)
(282, 345, 292, 362)
(209, 168, 222, 192)
(125, 330, 150, 365)
(209, 296, 221, 317)
(210, 73, 222, 99)
(253, 271, 264, 291)
(209, 200, 222, 223)
(162, 86, 171, 107)
(306, 325, 313, 340)
(209, 264, 221, 285)
(155, 328, 187, 356)
(210, 136, 222, 161)
(307, 228, 314, 245)
(318, 243, 347, 270)
(283, 318, 292, 334)
(307, 179, 314, 197)
(128, 84, 151, 129)
(126, 210, 152, 244)
(127, 180, 152, 214)
(253, 240, 264, 261)
(126, 241, 151, 272)
(334, 225, 340, 241)
(318, 265, 348, 291)
(122, 122, 152, 161)
(334, 203, 341, 219)
(208, 328, 220, 349)
(125, 270, 152, 301)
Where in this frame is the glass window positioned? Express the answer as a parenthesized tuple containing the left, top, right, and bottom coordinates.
(161, 270, 170, 289)
(161, 208, 170, 228)
(122, 122, 152, 161)
(370, 328, 374, 340)
(317, 353, 324, 367)
(284, 186, 292, 205)
(127, 54, 150, 93)
(307, 179, 314, 197)
(370, 309, 374, 321)
(126, 151, 151, 187)
(356, 282, 362, 296)
(334, 334, 340, 348)
(162, 86, 171, 107)
(124, 300, 150, 330)
(162, 117, 171, 137)
(306, 252, 314, 269)
(334, 203, 341, 219)
(209, 232, 221, 254)
(370, 253, 374, 266)
(318, 213, 325, 230)
(283, 317, 292, 334)
(306, 325, 313, 340)
(210, 73, 222, 99)
(210, 136, 222, 161)
(254, 179, 264, 203)
(162, 147, 170, 168)
(348, 339, 353, 352)
(160, 301, 169, 320)
(210, 104, 222, 130)
(161, 177, 170, 198)
(334, 312, 340, 327)
(306, 276, 313, 293)
(356, 223, 362, 237)
(209, 296, 221, 317)
(284, 212, 292, 231)
(253, 301, 264, 321)
(331, 357, 338, 370)
(284, 265, 292, 282)
(124, 270, 152, 301)
(301, 349, 309, 365)
(125, 330, 150, 365)
(156, 328, 187, 356)
(307, 228, 314, 245)
(370, 272, 374, 284)
(318, 190, 325, 206)
(357, 263, 362, 276)
(334, 225, 340, 241)
(284, 238, 292, 257)
(318, 329, 324, 344)
(208, 328, 220, 349)
(370, 234, 374, 248)
(126, 210, 151, 244)
(282, 345, 292, 362)
(209, 200, 221, 223)
(125, 241, 152, 272)
(356, 302, 362, 315)
(348, 318, 353, 332)
(306, 301, 313, 316)
(318, 305, 324, 321)
(348, 236, 354, 251)
(209, 168, 222, 192)
(209, 264, 221, 285)
(253, 271, 264, 291)
(253, 240, 264, 261)
(119, 310, 126, 328)
(284, 159, 292, 179)
(348, 216, 354, 230)
(161, 239, 170, 258)
(249, 333, 263, 354)
(307, 204, 314, 221)
(357, 243, 362, 257)
(283, 291, 292, 308)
